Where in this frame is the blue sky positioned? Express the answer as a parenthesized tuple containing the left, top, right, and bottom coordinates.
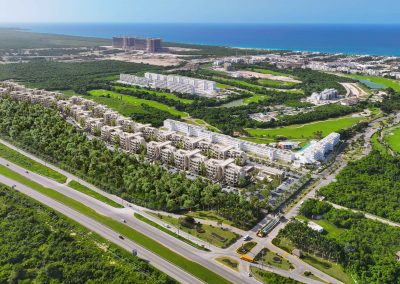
(1, 0, 399, 24)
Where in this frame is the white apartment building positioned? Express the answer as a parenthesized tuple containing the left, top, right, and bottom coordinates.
(119, 73, 218, 97)
(307, 88, 338, 104)
(189, 153, 207, 174)
(163, 119, 294, 163)
(296, 132, 341, 164)
(224, 162, 246, 186)
(161, 144, 177, 165)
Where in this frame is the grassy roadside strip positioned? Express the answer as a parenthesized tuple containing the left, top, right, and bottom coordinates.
(68, 180, 124, 209)
(0, 165, 231, 284)
(134, 213, 209, 251)
(0, 142, 67, 183)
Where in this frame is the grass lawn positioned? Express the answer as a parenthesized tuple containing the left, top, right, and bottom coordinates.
(296, 215, 346, 239)
(114, 85, 194, 104)
(348, 75, 400, 92)
(273, 237, 353, 284)
(250, 267, 301, 284)
(255, 248, 293, 271)
(243, 93, 270, 104)
(216, 83, 233, 89)
(216, 257, 240, 272)
(236, 241, 257, 255)
(302, 254, 353, 284)
(251, 68, 295, 78)
(371, 132, 389, 154)
(385, 127, 400, 154)
(134, 213, 207, 251)
(88, 89, 188, 118)
(258, 79, 297, 88)
(67, 180, 124, 208)
(246, 116, 364, 140)
(303, 271, 328, 283)
(0, 165, 230, 284)
(61, 89, 81, 97)
(150, 212, 240, 248)
(0, 142, 67, 183)
(186, 210, 235, 226)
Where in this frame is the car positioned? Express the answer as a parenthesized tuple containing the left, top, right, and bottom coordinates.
(118, 235, 124, 240)
(6, 164, 9, 166)
(243, 235, 251, 241)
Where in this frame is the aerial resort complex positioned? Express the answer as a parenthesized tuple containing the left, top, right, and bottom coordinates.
(1, 7, 399, 283)
(1, 82, 338, 189)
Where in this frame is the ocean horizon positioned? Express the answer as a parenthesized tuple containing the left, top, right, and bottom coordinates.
(2, 23, 400, 56)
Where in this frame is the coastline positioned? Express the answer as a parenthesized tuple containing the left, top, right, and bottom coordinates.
(1, 23, 400, 57)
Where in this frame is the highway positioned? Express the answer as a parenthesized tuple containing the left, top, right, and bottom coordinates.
(0, 156, 263, 284)
(0, 137, 350, 284)
(0, 173, 202, 284)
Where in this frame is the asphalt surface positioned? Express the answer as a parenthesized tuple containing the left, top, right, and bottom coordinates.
(7, 132, 391, 283)
(0, 173, 202, 284)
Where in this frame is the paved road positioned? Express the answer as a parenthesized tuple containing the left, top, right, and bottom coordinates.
(0, 138, 339, 283)
(0, 156, 265, 284)
(0, 174, 202, 284)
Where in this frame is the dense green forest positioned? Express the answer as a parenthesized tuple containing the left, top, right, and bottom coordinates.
(108, 84, 361, 135)
(0, 185, 173, 284)
(237, 63, 355, 96)
(0, 28, 110, 49)
(276, 200, 400, 283)
(0, 98, 263, 229)
(0, 60, 161, 92)
(318, 151, 400, 222)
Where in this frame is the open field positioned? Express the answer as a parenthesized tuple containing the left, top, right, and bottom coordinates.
(216, 257, 240, 272)
(243, 93, 270, 104)
(0, 28, 110, 49)
(384, 126, 400, 153)
(88, 89, 188, 117)
(251, 68, 296, 78)
(236, 241, 257, 255)
(246, 115, 364, 140)
(274, 237, 352, 284)
(67, 180, 124, 208)
(150, 212, 240, 248)
(250, 267, 300, 284)
(114, 85, 194, 104)
(348, 74, 400, 92)
(297, 215, 346, 239)
(134, 213, 207, 251)
(255, 248, 293, 271)
(0, 165, 230, 284)
(186, 210, 235, 226)
(0, 142, 67, 183)
(258, 79, 298, 88)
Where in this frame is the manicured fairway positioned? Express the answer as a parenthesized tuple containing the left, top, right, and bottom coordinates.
(251, 68, 295, 77)
(385, 127, 400, 153)
(0, 165, 231, 284)
(246, 116, 364, 139)
(114, 85, 194, 104)
(88, 89, 188, 117)
(349, 75, 400, 92)
(0, 142, 67, 183)
(257, 78, 297, 88)
(243, 93, 270, 104)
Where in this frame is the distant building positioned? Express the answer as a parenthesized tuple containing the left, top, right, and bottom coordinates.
(307, 88, 338, 104)
(112, 36, 163, 53)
